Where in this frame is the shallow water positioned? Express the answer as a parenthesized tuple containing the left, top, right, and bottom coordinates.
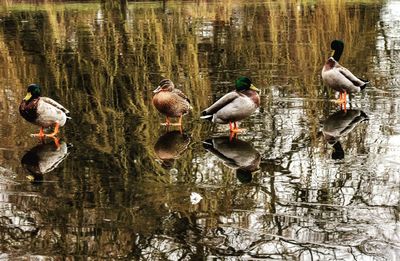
(0, 0, 399, 259)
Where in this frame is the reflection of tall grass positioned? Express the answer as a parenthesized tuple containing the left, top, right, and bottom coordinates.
(1, 0, 382, 156)
(0, 1, 384, 256)
(1, 0, 382, 195)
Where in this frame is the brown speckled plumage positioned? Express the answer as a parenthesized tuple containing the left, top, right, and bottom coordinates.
(153, 79, 191, 118)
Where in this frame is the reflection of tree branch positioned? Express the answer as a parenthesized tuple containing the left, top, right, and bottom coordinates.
(208, 229, 343, 259)
(349, 176, 399, 213)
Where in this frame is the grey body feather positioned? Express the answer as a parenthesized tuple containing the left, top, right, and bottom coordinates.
(36, 97, 69, 127)
(202, 91, 258, 124)
(322, 57, 368, 93)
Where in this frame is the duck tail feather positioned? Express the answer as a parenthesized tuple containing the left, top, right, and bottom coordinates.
(200, 112, 213, 121)
(202, 139, 214, 149)
(357, 76, 369, 83)
(200, 114, 212, 120)
(360, 82, 368, 91)
(357, 77, 369, 91)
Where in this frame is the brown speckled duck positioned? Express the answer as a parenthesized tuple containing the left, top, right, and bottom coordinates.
(19, 84, 70, 138)
(321, 40, 368, 105)
(201, 77, 260, 133)
(152, 79, 192, 126)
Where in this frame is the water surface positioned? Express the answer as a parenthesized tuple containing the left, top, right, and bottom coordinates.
(0, 0, 399, 259)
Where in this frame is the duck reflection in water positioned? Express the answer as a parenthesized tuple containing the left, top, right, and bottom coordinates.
(154, 131, 191, 169)
(322, 109, 368, 159)
(203, 136, 261, 183)
(21, 138, 71, 181)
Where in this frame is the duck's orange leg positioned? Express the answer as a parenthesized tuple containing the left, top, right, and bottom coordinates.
(230, 121, 245, 133)
(341, 99, 347, 112)
(167, 116, 184, 133)
(229, 131, 237, 141)
(335, 92, 342, 104)
(31, 127, 45, 138)
(335, 91, 347, 105)
(170, 115, 183, 126)
(161, 116, 171, 126)
(178, 115, 183, 133)
(342, 90, 347, 105)
(336, 91, 347, 111)
(46, 122, 60, 138)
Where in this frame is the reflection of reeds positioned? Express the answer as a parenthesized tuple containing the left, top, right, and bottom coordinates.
(0, 0, 382, 195)
(0, 1, 385, 257)
(1, 1, 382, 141)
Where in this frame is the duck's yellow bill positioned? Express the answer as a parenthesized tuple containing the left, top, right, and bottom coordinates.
(331, 50, 335, 57)
(23, 92, 32, 101)
(250, 84, 259, 92)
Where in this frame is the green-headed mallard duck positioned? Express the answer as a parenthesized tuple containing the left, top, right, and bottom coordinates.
(203, 136, 261, 183)
(201, 76, 260, 133)
(152, 79, 192, 127)
(322, 40, 368, 105)
(19, 84, 70, 138)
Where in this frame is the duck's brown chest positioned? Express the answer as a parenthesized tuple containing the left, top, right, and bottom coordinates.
(242, 90, 260, 107)
(19, 98, 39, 123)
(153, 92, 185, 117)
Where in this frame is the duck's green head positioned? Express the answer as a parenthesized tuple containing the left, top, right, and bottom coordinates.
(330, 40, 344, 62)
(235, 77, 259, 92)
(24, 84, 41, 101)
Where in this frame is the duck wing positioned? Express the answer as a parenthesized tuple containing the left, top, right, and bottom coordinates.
(41, 97, 70, 114)
(172, 89, 190, 103)
(202, 91, 239, 115)
(337, 65, 367, 87)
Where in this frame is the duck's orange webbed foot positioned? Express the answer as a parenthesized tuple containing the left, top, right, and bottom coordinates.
(31, 127, 45, 138)
(229, 122, 245, 133)
(177, 116, 184, 134)
(161, 117, 171, 126)
(45, 123, 60, 138)
(229, 131, 237, 141)
(165, 116, 185, 133)
(169, 115, 183, 126)
(340, 102, 347, 112)
(334, 91, 347, 105)
(334, 91, 347, 111)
